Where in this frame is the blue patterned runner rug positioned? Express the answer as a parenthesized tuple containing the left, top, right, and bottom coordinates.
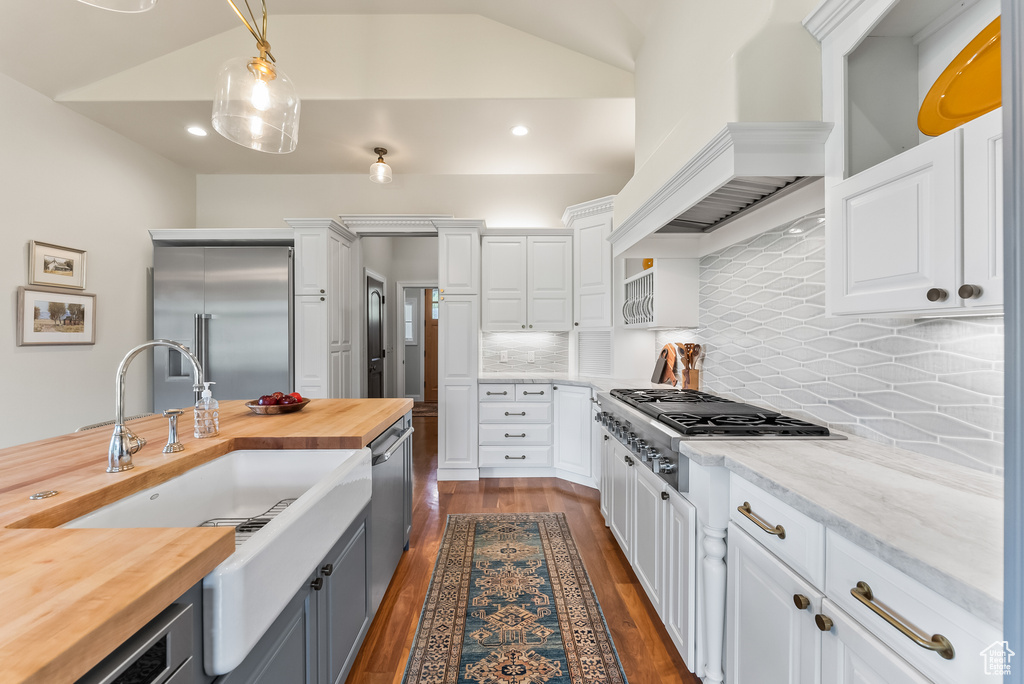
(402, 512, 629, 683)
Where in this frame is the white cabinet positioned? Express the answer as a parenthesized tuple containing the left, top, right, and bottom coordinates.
(608, 441, 633, 558)
(437, 294, 479, 477)
(820, 599, 932, 684)
(481, 234, 573, 331)
(599, 432, 612, 523)
(809, 0, 1003, 317)
(563, 197, 614, 329)
(289, 220, 356, 399)
(526, 235, 573, 331)
(621, 259, 699, 328)
(437, 224, 481, 295)
(552, 384, 592, 478)
(663, 489, 697, 669)
(632, 463, 665, 614)
(726, 523, 822, 684)
(962, 109, 1004, 309)
(480, 236, 527, 329)
(294, 296, 328, 399)
(479, 383, 554, 469)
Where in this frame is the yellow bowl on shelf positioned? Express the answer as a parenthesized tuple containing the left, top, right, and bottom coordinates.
(918, 16, 1001, 137)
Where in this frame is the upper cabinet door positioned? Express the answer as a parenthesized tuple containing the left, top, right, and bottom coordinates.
(294, 228, 328, 296)
(438, 230, 480, 295)
(962, 109, 1003, 311)
(573, 213, 613, 328)
(527, 235, 572, 331)
(827, 130, 961, 316)
(481, 236, 528, 330)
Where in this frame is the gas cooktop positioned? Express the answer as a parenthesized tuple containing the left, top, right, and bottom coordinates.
(609, 388, 840, 439)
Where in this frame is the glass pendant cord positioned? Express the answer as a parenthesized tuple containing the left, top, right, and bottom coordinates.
(224, 0, 275, 63)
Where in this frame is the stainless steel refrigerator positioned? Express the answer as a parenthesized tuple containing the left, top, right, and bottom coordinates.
(152, 245, 292, 412)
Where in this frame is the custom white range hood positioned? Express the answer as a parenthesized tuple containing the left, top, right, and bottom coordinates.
(610, 122, 833, 255)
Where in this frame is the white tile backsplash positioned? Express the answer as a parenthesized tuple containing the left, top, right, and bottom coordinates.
(656, 221, 1004, 473)
(482, 331, 569, 374)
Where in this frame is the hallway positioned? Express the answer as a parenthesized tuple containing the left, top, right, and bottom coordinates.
(346, 415, 698, 683)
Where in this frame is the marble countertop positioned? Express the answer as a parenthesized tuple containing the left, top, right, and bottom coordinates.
(475, 372, 1004, 625)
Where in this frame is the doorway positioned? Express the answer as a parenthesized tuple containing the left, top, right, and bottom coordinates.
(398, 283, 438, 404)
(366, 272, 385, 398)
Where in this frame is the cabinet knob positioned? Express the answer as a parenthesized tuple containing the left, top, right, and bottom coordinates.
(793, 594, 810, 610)
(814, 614, 833, 632)
(439, 288, 444, 293)
(522, 324, 526, 329)
(529, 324, 533, 328)
(320, 297, 325, 301)
(661, 491, 670, 501)
(320, 289, 325, 294)
(321, 563, 334, 576)
(626, 456, 634, 466)
(574, 322, 579, 326)
(310, 577, 324, 591)
(926, 288, 949, 302)
(958, 284, 983, 299)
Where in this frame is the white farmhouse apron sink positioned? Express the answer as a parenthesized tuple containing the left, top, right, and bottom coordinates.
(64, 448, 372, 675)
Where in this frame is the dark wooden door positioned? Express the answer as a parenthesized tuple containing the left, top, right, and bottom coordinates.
(367, 275, 385, 398)
(424, 288, 438, 402)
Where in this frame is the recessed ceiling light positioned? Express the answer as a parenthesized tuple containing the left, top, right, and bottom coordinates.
(510, 125, 529, 136)
(187, 126, 208, 137)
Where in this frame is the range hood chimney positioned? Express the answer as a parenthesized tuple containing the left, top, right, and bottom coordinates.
(610, 122, 833, 254)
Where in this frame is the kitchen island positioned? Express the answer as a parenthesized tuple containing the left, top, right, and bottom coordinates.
(0, 398, 412, 684)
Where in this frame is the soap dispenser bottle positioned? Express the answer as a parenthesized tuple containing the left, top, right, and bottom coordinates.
(194, 381, 219, 438)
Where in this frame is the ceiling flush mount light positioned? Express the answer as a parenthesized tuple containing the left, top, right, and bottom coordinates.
(211, 0, 300, 154)
(510, 125, 529, 136)
(187, 126, 208, 137)
(369, 148, 393, 184)
(75, 0, 157, 13)
(786, 211, 825, 235)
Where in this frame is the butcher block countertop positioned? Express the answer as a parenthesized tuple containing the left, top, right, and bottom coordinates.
(0, 398, 412, 684)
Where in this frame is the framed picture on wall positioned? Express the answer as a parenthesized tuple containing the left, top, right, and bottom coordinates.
(17, 286, 96, 346)
(28, 241, 87, 290)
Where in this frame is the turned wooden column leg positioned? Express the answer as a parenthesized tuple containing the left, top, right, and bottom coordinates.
(701, 525, 727, 684)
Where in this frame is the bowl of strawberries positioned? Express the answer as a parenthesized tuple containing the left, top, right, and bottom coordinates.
(245, 391, 310, 415)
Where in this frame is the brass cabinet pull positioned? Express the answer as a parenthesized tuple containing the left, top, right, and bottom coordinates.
(505, 411, 526, 416)
(793, 594, 810, 610)
(486, 391, 508, 396)
(737, 501, 786, 539)
(505, 433, 527, 438)
(850, 581, 955, 660)
(814, 614, 833, 631)
(504, 454, 527, 460)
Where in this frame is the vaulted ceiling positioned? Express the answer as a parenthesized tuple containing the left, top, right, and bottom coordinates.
(0, 0, 660, 177)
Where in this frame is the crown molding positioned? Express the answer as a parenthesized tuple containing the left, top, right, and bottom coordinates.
(338, 214, 452, 236)
(561, 195, 616, 226)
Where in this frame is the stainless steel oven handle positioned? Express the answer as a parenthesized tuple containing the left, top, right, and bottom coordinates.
(376, 426, 415, 464)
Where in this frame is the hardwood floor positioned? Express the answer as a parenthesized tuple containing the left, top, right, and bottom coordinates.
(346, 416, 700, 684)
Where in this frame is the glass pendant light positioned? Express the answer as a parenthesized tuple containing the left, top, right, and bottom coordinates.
(211, 1, 300, 154)
(76, 0, 157, 12)
(369, 148, 393, 184)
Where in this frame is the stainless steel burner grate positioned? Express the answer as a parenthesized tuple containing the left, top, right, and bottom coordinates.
(199, 499, 297, 548)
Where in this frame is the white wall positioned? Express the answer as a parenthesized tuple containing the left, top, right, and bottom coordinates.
(615, 0, 822, 228)
(196, 173, 631, 230)
(0, 73, 196, 448)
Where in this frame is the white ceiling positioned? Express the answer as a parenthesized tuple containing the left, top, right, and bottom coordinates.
(0, 0, 657, 178)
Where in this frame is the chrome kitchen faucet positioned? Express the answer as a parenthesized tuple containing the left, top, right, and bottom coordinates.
(108, 340, 204, 473)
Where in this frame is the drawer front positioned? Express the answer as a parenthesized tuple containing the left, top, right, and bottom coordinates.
(479, 384, 515, 401)
(729, 474, 825, 589)
(479, 446, 552, 467)
(479, 424, 553, 446)
(479, 402, 553, 424)
(515, 384, 553, 402)
(825, 531, 1000, 684)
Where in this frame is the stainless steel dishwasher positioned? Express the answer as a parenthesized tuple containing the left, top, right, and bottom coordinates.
(368, 412, 414, 613)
